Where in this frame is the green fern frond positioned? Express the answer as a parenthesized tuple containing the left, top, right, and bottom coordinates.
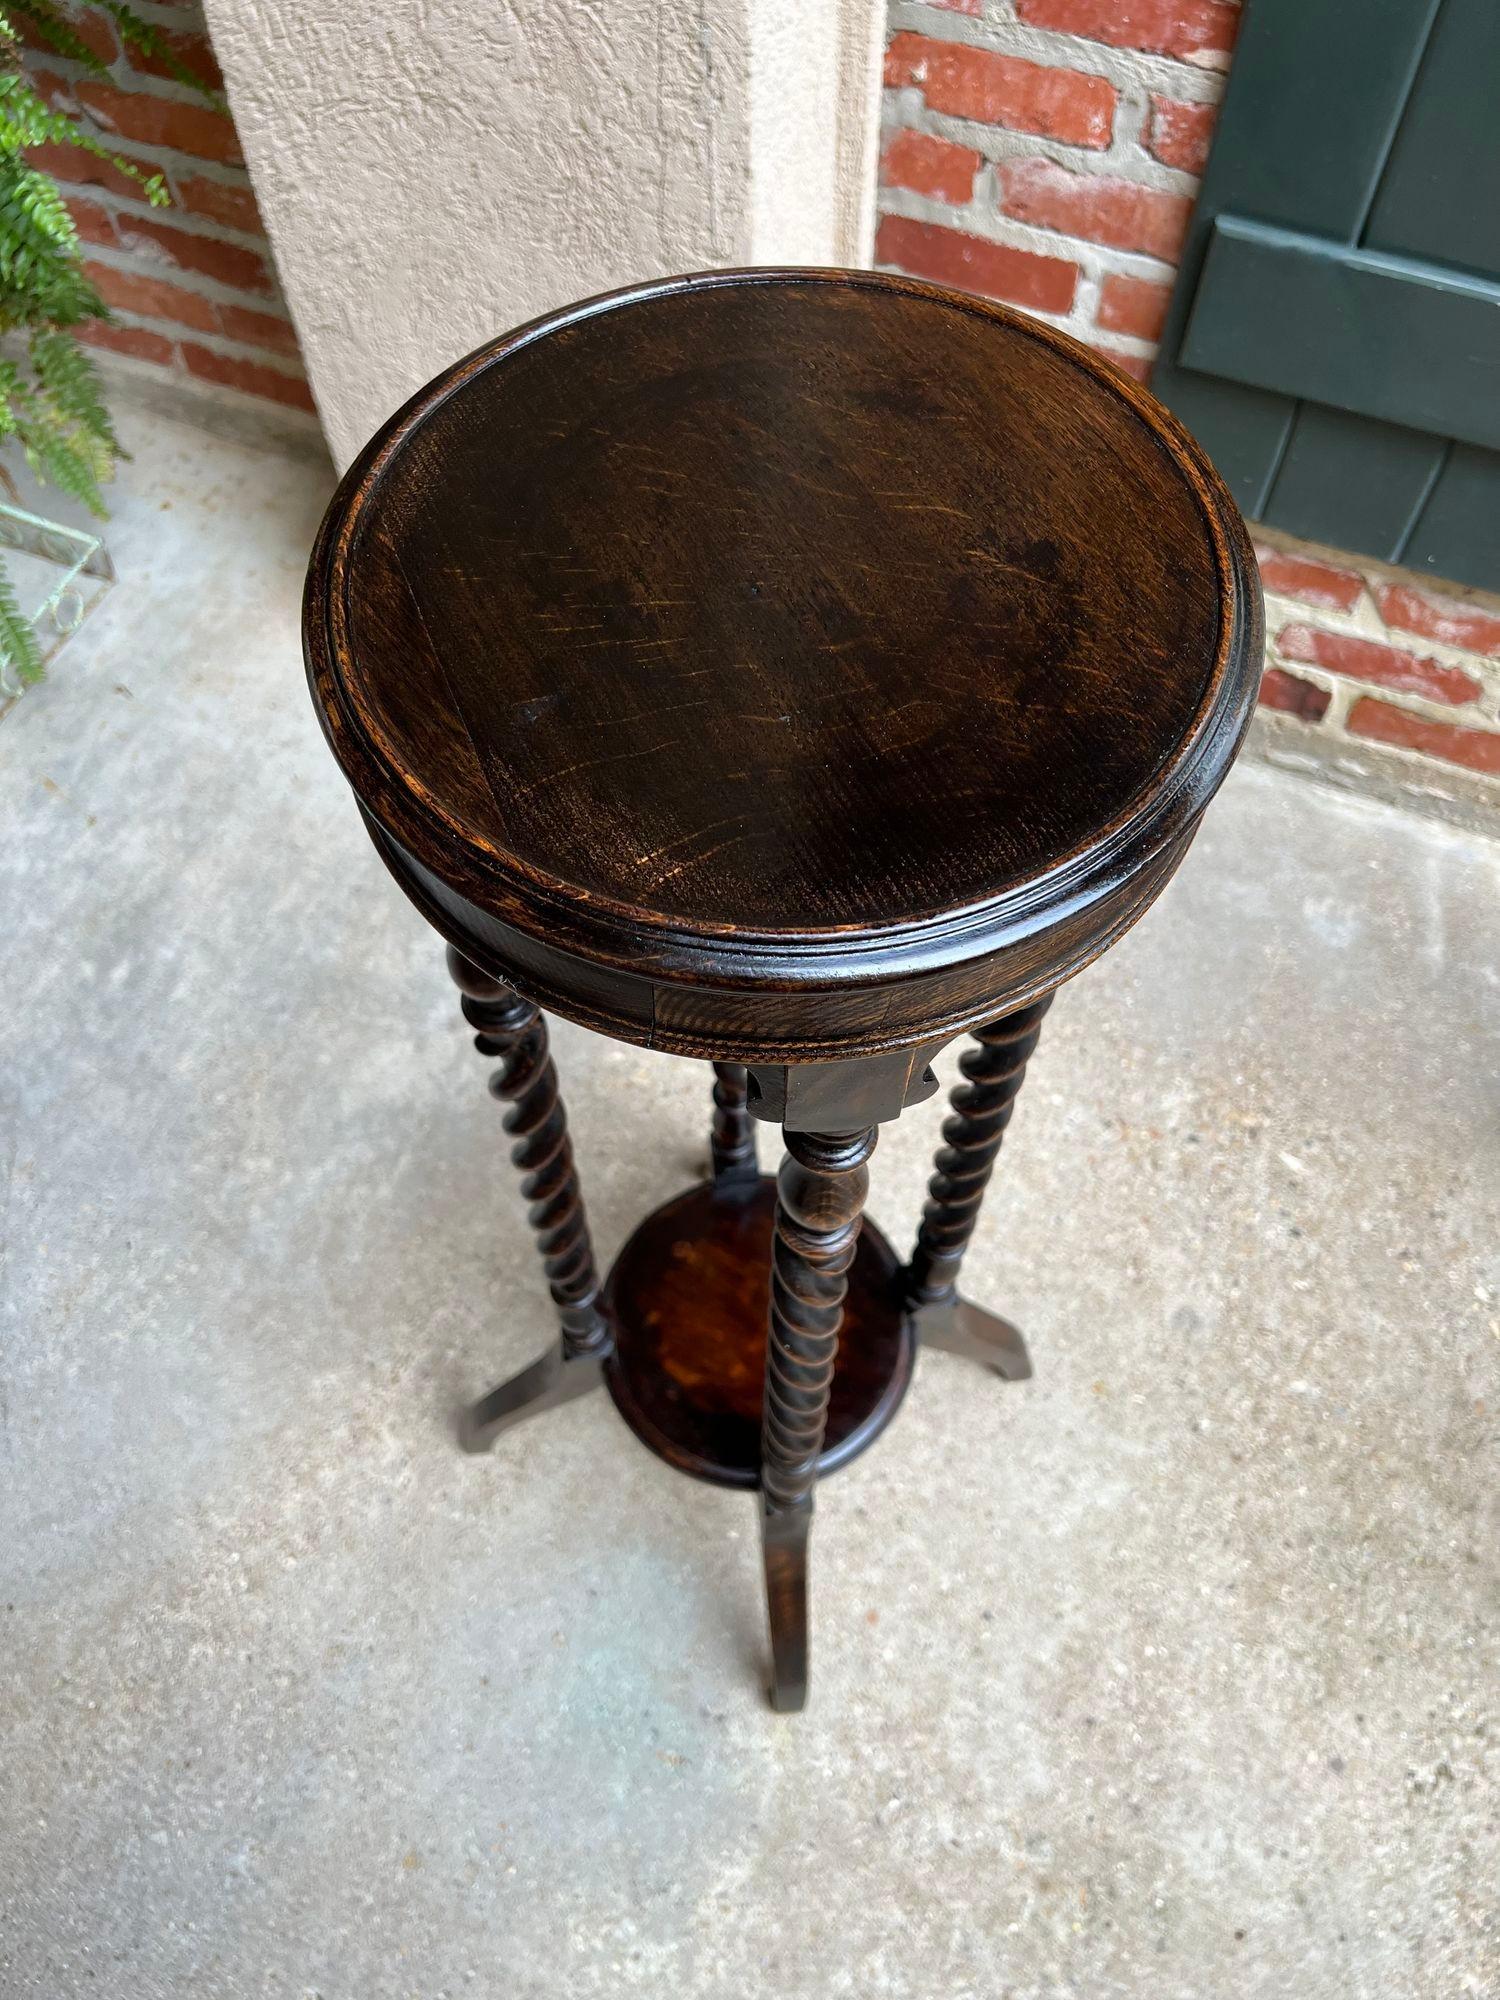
(0, 68, 102, 152)
(0, 555, 44, 685)
(30, 324, 115, 450)
(0, 349, 109, 521)
(0, 151, 80, 258)
(15, 404, 110, 511)
(0, 0, 226, 683)
(0, 69, 168, 203)
(0, 352, 24, 425)
(0, 102, 83, 157)
(0, 157, 106, 327)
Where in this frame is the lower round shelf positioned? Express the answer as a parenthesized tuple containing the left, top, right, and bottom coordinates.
(602, 1175, 915, 1490)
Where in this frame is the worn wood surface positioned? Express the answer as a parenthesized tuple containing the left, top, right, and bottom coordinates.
(306, 268, 1262, 1711)
(307, 269, 1262, 1066)
(602, 1176, 911, 1490)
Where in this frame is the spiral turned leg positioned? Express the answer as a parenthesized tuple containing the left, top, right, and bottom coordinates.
(904, 996, 1052, 1380)
(709, 1062, 758, 1187)
(760, 1126, 876, 1712)
(448, 948, 612, 1453)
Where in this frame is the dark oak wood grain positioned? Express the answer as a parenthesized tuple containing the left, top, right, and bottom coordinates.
(760, 1127, 878, 1712)
(304, 266, 1263, 1712)
(602, 1175, 911, 1489)
(307, 268, 1262, 1068)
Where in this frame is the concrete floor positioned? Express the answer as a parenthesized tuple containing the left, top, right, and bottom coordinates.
(2, 406, 1498, 2000)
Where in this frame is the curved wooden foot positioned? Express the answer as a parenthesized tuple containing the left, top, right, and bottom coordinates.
(761, 1503, 811, 1713)
(459, 1340, 606, 1453)
(914, 1296, 1032, 1382)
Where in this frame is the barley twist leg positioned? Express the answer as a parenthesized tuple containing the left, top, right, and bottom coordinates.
(448, 948, 610, 1451)
(710, 1061, 758, 1186)
(760, 1125, 876, 1712)
(906, 997, 1051, 1379)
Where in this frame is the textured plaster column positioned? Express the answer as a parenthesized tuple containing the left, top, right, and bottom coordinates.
(202, 0, 884, 468)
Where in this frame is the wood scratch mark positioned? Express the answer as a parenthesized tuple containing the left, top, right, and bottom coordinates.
(646, 830, 751, 890)
(577, 699, 710, 728)
(960, 548, 1068, 585)
(633, 814, 749, 870)
(559, 638, 687, 653)
(510, 739, 681, 799)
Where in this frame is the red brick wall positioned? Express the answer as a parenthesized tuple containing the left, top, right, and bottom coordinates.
(877, 0, 1500, 824)
(22, 1, 312, 415)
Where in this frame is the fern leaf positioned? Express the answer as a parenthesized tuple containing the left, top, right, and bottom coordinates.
(31, 325, 117, 452)
(0, 351, 111, 512)
(0, 73, 169, 204)
(0, 556, 45, 687)
(0, 159, 106, 328)
(15, 405, 110, 512)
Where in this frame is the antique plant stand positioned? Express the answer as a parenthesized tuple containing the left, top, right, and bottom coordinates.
(304, 269, 1261, 1711)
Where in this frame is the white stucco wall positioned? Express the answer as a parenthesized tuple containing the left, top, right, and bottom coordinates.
(202, 0, 883, 468)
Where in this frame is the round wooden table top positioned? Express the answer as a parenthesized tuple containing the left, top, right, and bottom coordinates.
(307, 268, 1260, 1061)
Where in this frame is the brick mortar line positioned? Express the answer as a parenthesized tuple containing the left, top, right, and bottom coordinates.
(1259, 709, 1500, 799)
(1258, 727, 1500, 817)
(100, 305, 307, 377)
(877, 182, 1183, 288)
(1255, 709, 1479, 789)
(1261, 586, 1500, 680)
(1276, 668, 1357, 733)
(33, 47, 230, 116)
(54, 140, 253, 189)
(881, 94, 1199, 195)
(66, 180, 280, 258)
(1254, 520, 1500, 622)
(1327, 746, 1500, 797)
(1264, 639, 1500, 730)
(1108, 79, 1155, 166)
(126, 0, 214, 29)
(82, 238, 291, 318)
(1265, 657, 1500, 735)
(887, 2, 1232, 104)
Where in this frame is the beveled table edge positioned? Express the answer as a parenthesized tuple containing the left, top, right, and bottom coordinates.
(304, 266, 1264, 995)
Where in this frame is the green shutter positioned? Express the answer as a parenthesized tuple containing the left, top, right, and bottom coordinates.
(1152, 0, 1500, 593)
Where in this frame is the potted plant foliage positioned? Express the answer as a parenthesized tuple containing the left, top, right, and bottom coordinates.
(0, 1, 218, 689)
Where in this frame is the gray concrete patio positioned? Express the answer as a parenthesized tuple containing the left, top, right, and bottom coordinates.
(2, 401, 1497, 2000)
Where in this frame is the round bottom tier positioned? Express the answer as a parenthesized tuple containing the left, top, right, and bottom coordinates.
(603, 1176, 915, 1490)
